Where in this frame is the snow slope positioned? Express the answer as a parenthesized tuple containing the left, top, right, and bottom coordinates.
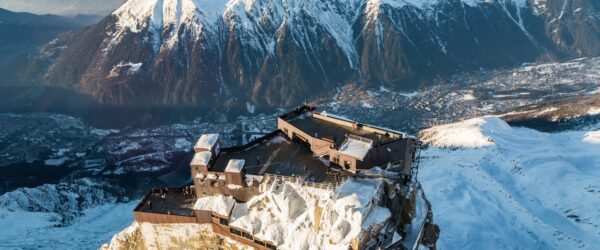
(0, 201, 137, 249)
(418, 117, 600, 249)
(0, 179, 133, 249)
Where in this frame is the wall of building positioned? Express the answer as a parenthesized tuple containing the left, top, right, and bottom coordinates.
(195, 210, 212, 224)
(225, 172, 244, 186)
(333, 151, 358, 172)
(134, 211, 197, 224)
(356, 138, 416, 174)
(277, 117, 333, 155)
(211, 223, 277, 250)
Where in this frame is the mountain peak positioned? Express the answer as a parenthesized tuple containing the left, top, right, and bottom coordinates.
(4, 0, 599, 109)
(113, 0, 228, 29)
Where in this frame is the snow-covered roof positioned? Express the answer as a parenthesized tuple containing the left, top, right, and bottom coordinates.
(193, 195, 235, 217)
(245, 174, 264, 186)
(337, 178, 382, 208)
(339, 138, 372, 160)
(225, 159, 245, 173)
(190, 151, 212, 166)
(195, 134, 219, 151)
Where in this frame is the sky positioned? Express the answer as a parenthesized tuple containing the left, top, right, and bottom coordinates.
(0, 0, 124, 16)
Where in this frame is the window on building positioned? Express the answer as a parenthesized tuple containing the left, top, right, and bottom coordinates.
(211, 214, 219, 219)
(344, 161, 351, 170)
(242, 231, 253, 240)
(219, 217, 229, 226)
(254, 239, 266, 246)
(230, 228, 242, 236)
(266, 243, 277, 250)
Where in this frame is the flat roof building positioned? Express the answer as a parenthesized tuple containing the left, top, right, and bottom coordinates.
(134, 105, 419, 250)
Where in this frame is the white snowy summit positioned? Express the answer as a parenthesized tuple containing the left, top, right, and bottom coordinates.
(107, 0, 532, 61)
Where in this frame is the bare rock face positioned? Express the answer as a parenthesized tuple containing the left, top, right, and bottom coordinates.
(100, 223, 250, 250)
(5, 0, 600, 109)
(537, 0, 600, 57)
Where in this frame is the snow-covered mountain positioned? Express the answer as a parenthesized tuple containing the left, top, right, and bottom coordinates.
(102, 176, 434, 249)
(0, 178, 124, 223)
(418, 116, 600, 249)
(7, 0, 599, 109)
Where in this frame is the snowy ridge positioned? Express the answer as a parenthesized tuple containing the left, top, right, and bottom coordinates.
(110, 0, 227, 53)
(419, 117, 507, 148)
(0, 178, 121, 220)
(419, 117, 600, 249)
(106, 0, 533, 66)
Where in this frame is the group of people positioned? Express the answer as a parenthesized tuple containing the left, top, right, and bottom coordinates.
(145, 186, 196, 210)
(183, 186, 195, 198)
(153, 188, 169, 199)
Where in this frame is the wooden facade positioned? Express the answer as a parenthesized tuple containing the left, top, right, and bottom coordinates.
(134, 211, 197, 224)
(224, 171, 244, 186)
(211, 222, 277, 250)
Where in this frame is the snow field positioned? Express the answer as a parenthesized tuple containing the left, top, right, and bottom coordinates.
(419, 117, 600, 249)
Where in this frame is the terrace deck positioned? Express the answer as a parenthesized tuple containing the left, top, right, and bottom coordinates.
(213, 132, 332, 183)
(136, 188, 196, 216)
